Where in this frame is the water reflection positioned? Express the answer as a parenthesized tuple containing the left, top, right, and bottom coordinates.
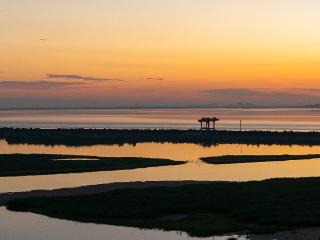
(2, 141, 320, 239)
(1, 140, 320, 162)
(3, 158, 320, 193)
(1, 141, 320, 193)
(0, 207, 241, 240)
(1, 207, 320, 240)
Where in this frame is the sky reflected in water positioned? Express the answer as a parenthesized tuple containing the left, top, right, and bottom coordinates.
(1, 141, 320, 193)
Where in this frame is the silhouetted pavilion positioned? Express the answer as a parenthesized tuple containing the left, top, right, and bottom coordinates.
(198, 117, 219, 130)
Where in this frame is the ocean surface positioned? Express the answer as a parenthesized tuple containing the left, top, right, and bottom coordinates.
(1, 108, 320, 130)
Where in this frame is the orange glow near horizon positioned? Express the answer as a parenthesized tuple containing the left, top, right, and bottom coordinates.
(2, 0, 320, 107)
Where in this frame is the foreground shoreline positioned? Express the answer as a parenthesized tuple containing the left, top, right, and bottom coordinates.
(0, 181, 212, 206)
(6, 178, 320, 237)
(2, 128, 320, 146)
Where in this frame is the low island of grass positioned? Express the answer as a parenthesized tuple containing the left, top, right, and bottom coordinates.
(201, 154, 320, 164)
(0, 154, 184, 177)
(7, 178, 320, 237)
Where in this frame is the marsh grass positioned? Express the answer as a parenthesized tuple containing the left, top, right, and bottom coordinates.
(7, 178, 320, 236)
(201, 154, 320, 164)
(0, 154, 184, 177)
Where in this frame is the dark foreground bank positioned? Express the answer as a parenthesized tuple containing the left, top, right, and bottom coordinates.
(0, 154, 184, 177)
(7, 178, 320, 237)
(201, 154, 320, 164)
(2, 128, 320, 146)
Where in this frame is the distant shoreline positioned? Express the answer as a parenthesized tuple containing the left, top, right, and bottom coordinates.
(2, 128, 320, 146)
(1, 106, 320, 110)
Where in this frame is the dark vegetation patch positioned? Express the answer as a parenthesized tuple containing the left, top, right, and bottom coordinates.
(7, 178, 320, 236)
(201, 154, 320, 164)
(2, 128, 320, 146)
(0, 154, 184, 177)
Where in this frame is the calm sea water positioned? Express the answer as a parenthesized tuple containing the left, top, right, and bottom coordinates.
(1, 108, 320, 130)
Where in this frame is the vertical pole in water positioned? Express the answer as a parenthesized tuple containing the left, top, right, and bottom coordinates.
(240, 120, 242, 132)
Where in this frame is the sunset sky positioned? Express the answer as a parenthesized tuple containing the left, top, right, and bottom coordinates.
(1, 0, 320, 108)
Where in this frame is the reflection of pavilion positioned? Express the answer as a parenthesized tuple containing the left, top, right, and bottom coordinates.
(198, 117, 219, 130)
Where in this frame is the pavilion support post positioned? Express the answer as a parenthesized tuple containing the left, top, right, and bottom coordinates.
(199, 117, 219, 131)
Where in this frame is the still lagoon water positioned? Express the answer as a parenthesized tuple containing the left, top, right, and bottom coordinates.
(4, 206, 320, 240)
(1, 141, 320, 193)
(2, 142, 320, 239)
(0, 207, 251, 240)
